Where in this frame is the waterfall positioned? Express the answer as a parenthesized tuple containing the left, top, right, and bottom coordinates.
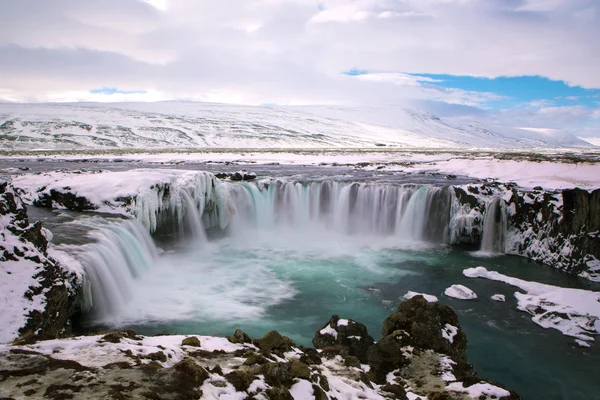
(70, 219, 159, 321)
(480, 198, 508, 253)
(127, 172, 470, 246)
(223, 180, 455, 244)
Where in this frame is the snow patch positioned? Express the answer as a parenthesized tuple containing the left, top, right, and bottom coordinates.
(491, 294, 506, 302)
(403, 291, 438, 303)
(319, 325, 338, 339)
(464, 267, 600, 344)
(442, 324, 459, 344)
(444, 284, 478, 300)
(446, 381, 511, 398)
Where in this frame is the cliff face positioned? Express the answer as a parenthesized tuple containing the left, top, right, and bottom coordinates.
(453, 183, 600, 281)
(0, 181, 82, 343)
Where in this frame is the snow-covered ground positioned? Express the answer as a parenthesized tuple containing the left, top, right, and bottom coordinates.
(464, 267, 600, 346)
(5, 149, 599, 190)
(0, 102, 594, 150)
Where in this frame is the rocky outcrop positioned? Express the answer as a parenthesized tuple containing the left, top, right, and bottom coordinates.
(312, 315, 374, 363)
(452, 183, 600, 281)
(0, 299, 519, 400)
(503, 187, 600, 280)
(0, 181, 82, 343)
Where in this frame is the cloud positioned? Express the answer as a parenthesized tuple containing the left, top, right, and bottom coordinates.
(0, 0, 598, 116)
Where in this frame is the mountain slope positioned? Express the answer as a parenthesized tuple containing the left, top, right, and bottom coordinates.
(0, 102, 593, 150)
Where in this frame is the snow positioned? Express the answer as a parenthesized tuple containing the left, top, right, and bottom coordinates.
(248, 376, 268, 393)
(0, 182, 83, 344)
(575, 339, 591, 348)
(337, 319, 350, 326)
(580, 137, 600, 146)
(444, 284, 478, 300)
(2, 333, 250, 368)
(0, 102, 592, 151)
(0, 256, 45, 343)
(403, 291, 439, 303)
(10, 169, 231, 232)
(290, 379, 314, 399)
(439, 356, 457, 382)
(442, 324, 459, 344)
(491, 294, 506, 302)
(464, 267, 600, 343)
(320, 356, 387, 400)
(446, 381, 511, 399)
(319, 325, 338, 339)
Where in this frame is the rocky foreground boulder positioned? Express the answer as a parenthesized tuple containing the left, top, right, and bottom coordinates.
(0, 296, 519, 399)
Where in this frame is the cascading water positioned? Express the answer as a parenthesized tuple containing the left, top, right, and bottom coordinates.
(225, 180, 455, 244)
(67, 219, 159, 322)
(480, 197, 508, 253)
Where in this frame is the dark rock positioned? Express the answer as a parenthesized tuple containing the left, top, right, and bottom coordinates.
(258, 331, 295, 353)
(298, 347, 322, 365)
(101, 333, 123, 344)
(34, 189, 98, 212)
(312, 315, 375, 363)
(310, 374, 330, 392)
(231, 171, 244, 181)
(367, 329, 411, 384)
(228, 328, 252, 344)
(244, 353, 269, 366)
(290, 360, 311, 379)
(173, 358, 210, 386)
(145, 351, 167, 363)
(382, 296, 467, 365)
(265, 386, 293, 400)
(312, 384, 328, 400)
(181, 336, 201, 347)
(225, 370, 253, 391)
(343, 355, 361, 368)
(381, 383, 407, 398)
(262, 362, 293, 387)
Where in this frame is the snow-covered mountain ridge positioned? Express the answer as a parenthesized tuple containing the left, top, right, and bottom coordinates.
(0, 102, 593, 150)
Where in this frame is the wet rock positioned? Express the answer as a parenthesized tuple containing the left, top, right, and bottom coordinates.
(312, 315, 375, 363)
(181, 336, 201, 347)
(258, 330, 296, 353)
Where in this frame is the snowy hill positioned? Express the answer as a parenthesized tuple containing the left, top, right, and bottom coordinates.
(0, 102, 593, 150)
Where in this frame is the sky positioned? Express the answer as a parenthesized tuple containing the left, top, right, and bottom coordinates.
(0, 0, 599, 137)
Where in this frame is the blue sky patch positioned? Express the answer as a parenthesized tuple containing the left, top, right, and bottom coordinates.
(410, 73, 600, 109)
(90, 87, 147, 95)
(343, 68, 370, 77)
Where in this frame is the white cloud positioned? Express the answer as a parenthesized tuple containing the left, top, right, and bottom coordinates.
(0, 0, 598, 111)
